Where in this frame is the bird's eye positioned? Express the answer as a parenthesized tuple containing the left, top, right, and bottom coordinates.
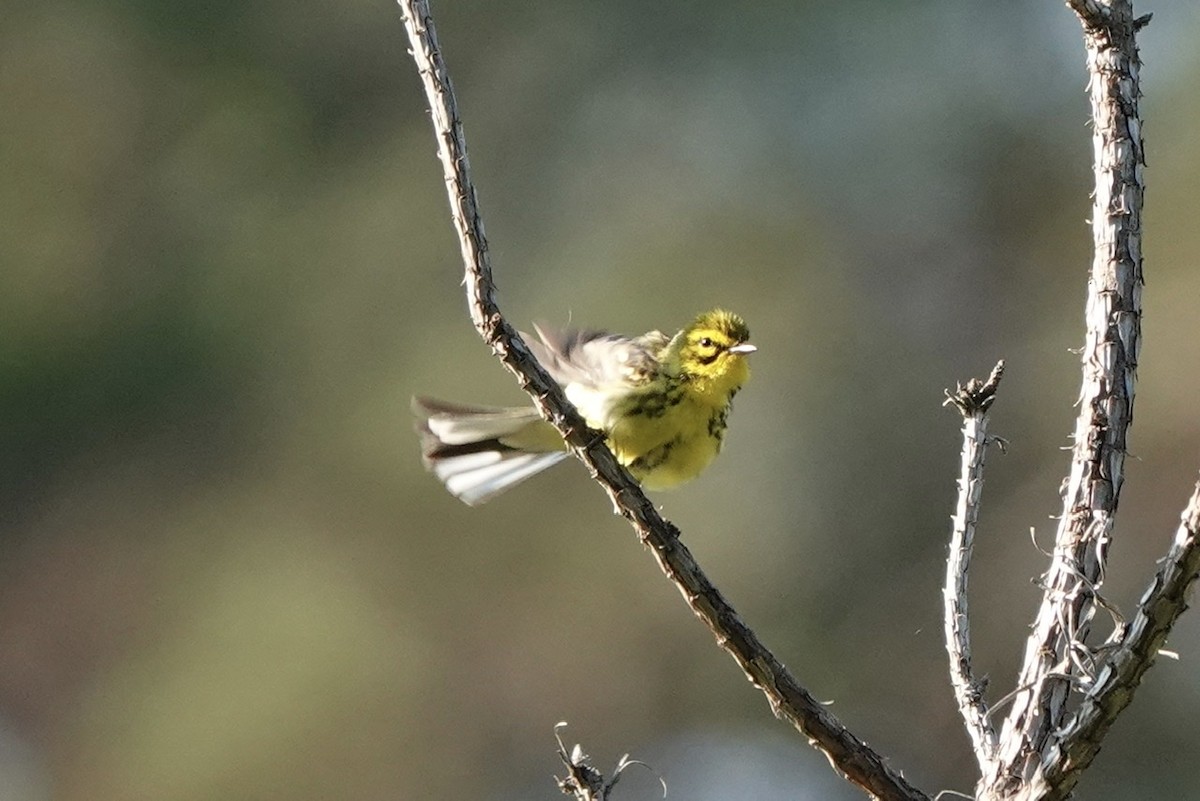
(699, 337, 713, 348)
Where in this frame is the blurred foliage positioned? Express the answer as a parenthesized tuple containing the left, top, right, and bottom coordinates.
(1, 1, 1199, 800)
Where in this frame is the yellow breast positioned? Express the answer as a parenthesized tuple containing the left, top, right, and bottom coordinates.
(603, 385, 735, 490)
(564, 346, 749, 491)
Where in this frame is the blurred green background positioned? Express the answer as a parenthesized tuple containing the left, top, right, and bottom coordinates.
(2, 1, 1199, 799)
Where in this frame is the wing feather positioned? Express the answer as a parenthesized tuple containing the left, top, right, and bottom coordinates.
(526, 324, 668, 392)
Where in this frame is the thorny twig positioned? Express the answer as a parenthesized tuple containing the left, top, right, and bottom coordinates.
(942, 362, 1005, 774)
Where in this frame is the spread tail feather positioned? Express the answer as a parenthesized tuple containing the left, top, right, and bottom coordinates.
(413, 397, 568, 505)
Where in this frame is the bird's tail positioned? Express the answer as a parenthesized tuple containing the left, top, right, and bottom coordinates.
(412, 397, 569, 505)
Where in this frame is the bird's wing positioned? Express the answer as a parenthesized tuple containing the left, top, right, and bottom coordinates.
(526, 324, 669, 392)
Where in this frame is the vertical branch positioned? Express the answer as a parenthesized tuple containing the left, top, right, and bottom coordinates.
(942, 363, 1005, 775)
(987, 1, 1147, 796)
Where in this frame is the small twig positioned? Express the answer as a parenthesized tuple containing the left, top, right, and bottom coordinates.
(942, 361, 1005, 774)
(984, 680, 1041, 724)
(555, 723, 607, 801)
(396, 3, 929, 799)
(554, 723, 664, 800)
(934, 791, 976, 801)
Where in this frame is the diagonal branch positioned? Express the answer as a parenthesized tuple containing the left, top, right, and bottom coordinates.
(397, 2, 928, 799)
(398, 1, 931, 801)
(942, 362, 1005, 775)
(988, 1, 1148, 795)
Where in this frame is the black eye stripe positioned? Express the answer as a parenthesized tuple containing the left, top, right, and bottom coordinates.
(698, 350, 721, 365)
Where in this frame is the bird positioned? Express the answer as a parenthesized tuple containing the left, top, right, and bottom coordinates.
(414, 309, 755, 505)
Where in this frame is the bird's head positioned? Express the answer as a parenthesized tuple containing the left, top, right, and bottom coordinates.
(670, 309, 755, 391)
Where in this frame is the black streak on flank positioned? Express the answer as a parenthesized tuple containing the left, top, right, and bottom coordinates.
(631, 436, 681, 473)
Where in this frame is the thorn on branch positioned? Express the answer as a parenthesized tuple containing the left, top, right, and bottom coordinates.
(968, 675, 991, 704)
(943, 360, 1006, 417)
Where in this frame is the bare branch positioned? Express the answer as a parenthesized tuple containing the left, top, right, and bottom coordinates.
(942, 362, 1005, 774)
(1024, 479, 1200, 801)
(397, 2, 929, 799)
(987, 1, 1147, 796)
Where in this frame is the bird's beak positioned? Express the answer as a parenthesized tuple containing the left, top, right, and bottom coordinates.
(729, 343, 757, 355)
